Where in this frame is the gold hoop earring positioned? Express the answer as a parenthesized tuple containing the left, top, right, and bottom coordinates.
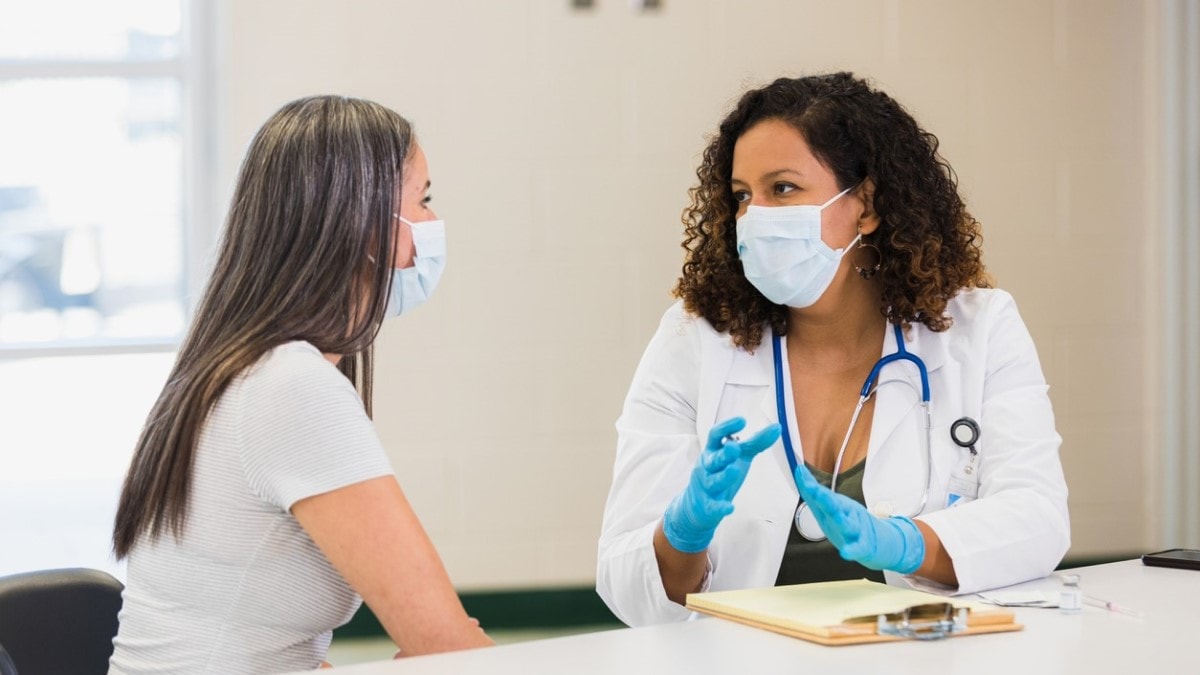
(854, 239, 882, 279)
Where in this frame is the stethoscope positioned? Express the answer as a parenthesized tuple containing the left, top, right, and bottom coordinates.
(773, 323, 934, 542)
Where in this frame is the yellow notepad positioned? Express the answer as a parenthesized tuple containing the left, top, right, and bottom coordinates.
(686, 579, 1021, 646)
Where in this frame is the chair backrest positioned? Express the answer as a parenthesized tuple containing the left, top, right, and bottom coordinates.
(0, 568, 124, 675)
(0, 642, 17, 675)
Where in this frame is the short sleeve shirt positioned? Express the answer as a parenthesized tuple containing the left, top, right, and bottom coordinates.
(109, 342, 394, 674)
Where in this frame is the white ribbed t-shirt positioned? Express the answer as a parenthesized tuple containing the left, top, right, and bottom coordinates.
(109, 341, 394, 675)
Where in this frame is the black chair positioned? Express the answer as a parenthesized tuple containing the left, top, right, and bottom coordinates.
(0, 568, 124, 675)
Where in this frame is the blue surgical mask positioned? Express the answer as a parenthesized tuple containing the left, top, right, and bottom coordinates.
(735, 187, 857, 308)
(384, 216, 446, 318)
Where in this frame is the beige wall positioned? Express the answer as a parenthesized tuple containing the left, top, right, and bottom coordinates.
(218, 0, 1163, 589)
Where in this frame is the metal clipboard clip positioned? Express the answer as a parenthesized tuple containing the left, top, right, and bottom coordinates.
(875, 603, 969, 641)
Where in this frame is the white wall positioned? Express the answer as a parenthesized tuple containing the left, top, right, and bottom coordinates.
(217, 0, 1165, 589)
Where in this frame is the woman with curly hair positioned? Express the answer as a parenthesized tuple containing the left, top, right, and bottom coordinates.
(597, 73, 1070, 626)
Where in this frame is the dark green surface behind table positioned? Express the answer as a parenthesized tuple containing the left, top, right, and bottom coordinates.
(334, 586, 622, 639)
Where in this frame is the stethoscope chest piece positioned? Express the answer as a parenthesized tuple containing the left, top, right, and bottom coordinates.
(794, 503, 826, 542)
(951, 417, 980, 455)
(795, 498, 896, 541)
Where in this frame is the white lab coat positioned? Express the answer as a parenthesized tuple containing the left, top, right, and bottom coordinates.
(596, 288, 1070, 626)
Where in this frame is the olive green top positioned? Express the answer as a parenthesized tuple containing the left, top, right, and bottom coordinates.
(774, 458, 885, 586)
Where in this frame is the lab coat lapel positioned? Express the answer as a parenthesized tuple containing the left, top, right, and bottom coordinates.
(753, 330, 797, 487)
(722, 332, 777, 433)
(697, 326, 736, 434)
(695, 320, 783, 443)
(742, 329, 798, 500)
(748, 326, 816, 487)
(710, 327, 793, 494)
(755, 334, 780, 427)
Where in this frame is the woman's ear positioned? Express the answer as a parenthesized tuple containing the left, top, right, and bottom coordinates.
(855, 178, 881, 235)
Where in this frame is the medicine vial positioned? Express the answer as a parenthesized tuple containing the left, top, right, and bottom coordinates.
(1059, 574, 1082, 613)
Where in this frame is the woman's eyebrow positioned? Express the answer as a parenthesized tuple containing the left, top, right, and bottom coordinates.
(762, 168, 804, 181)
(731, 169, 805, 186)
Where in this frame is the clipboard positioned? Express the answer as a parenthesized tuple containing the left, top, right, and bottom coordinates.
(685, 579, 1022, 646)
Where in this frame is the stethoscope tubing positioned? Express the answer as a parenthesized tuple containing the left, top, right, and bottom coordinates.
(773, 323, 933, 541)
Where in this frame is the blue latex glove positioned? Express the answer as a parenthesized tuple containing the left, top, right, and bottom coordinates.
(662, 417, 782, 554)
(792, 463, 925, 574)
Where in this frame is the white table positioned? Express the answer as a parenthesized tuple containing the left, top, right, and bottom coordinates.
(309, 561, 1197, 674)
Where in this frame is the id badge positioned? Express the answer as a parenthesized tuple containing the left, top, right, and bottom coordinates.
(946, 455, 980, 507)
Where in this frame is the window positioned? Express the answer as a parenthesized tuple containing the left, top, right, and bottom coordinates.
(0, 0, 210, 579)
(0, 0, 196, 348)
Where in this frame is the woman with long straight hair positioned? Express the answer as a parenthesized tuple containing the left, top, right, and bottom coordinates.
(108, 95, 492, 673)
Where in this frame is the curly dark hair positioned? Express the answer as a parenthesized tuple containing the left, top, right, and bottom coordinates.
(674, 72, 991, 350)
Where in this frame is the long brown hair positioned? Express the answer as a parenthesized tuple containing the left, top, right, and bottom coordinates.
(113, 96, 414, 558)
(675, 72, 991, 350)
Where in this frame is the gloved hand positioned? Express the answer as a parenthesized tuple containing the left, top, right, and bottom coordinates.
(793, 463, 925, 574)
(662, 417, 782, 554)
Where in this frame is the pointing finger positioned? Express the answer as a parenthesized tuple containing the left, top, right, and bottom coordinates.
(705, 417, 747, 452)
(738, 424, 782, 458)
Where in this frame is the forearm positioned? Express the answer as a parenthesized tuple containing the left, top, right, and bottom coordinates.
(653, 521, 709, 605)
(369, 564, 492, 655)
(344, 514, 493, 655)
(913, 519, 958, 587)
(293, 477, 494, 656)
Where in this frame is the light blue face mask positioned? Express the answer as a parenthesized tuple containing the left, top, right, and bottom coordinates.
(735, 187, 857, 308)
(384, 216, 446, 318)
